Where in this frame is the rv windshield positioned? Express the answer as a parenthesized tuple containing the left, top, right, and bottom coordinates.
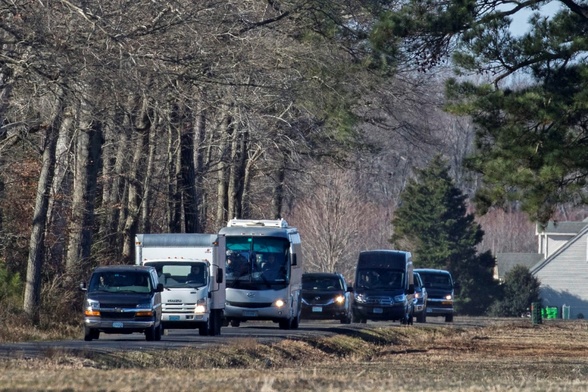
(144, 261, 208, 289)
(226, 236, 290, 289)
(356, 269, 404, 290)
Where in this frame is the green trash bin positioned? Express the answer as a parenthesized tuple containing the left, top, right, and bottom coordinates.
(531, 302, 542, 325)
(546, 306, 558, 319)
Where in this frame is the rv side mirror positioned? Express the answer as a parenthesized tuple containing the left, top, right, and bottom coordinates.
(407, 284, 415, 295)
(156, 283, 164, 292)
(292, 254, 297, 266)
(79, 282, 87, 291)
(216, 268, 223, 284)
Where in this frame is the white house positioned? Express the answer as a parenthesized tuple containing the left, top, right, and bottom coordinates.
(497, 218, 588, 319)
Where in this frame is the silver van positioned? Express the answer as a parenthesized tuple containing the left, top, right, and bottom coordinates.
(80, 265, 164, 341)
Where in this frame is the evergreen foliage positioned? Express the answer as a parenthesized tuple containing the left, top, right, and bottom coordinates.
(0, 263, 23, 311)
(391, 155, 498, 315)
(489, 265, 541, 317)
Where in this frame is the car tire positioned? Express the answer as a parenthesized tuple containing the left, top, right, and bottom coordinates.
(84, 327, 98, 341)
(230, 320, 241, 327)
(417, 311, 427, 323)
(278, 318, 292, 329)
(145, 324, 160, 341)
(445, 314, 454, 322)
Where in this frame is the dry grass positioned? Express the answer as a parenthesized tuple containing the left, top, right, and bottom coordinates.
(1, 319, 588, 391)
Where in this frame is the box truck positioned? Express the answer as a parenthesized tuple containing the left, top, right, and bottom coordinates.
(135, 233, 225, 335)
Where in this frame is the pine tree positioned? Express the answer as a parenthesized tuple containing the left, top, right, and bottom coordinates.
(391, 155, 498, 315)
(489, 265, 541, 317)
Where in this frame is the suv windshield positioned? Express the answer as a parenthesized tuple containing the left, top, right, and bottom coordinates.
(89, 271, 152, 293)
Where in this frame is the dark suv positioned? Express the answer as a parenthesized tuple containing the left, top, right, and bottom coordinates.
(413, 272, 428, 323)
(301, 272, 352, 324)
(414, 268, 456, 322)
(80, 265, 164, 341)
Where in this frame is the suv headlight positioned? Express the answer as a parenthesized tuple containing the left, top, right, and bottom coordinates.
(335, 295, 345, 304)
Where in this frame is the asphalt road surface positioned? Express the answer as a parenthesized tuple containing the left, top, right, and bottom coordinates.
(0, 316, 497, 360)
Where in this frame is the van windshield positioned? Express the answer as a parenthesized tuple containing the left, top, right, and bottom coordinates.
(418, 272, 453, 290)
(89, 271, 152, 293)
(356, 269, 404, 290)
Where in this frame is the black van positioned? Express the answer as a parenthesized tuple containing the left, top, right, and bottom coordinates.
(351, 250, 415, 324)
(80, 265, 164, 341)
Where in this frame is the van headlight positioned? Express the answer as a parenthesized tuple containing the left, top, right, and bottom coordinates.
(354, 293, 366, 304)
(394, 294, 407, 303)
(84, 299, 100, 317)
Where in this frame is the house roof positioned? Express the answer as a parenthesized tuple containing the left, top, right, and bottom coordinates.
(537, 221, 588, 234)
(531, 223, 588, 275)
(495, 253, 545, 280)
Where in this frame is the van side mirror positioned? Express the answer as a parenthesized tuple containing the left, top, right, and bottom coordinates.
(156, 283, 164, 292)
(79, 282, 87, 291)
(216, 268, 223, 284)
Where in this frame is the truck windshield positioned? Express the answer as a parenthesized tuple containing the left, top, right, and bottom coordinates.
(89, 271, 152, 293)
(226, 236, 290, 289)
(356, 269, 404, 290)
(144, 261, 208, 289)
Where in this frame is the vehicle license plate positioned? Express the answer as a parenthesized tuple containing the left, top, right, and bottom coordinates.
(426, 308, 433, 313)
(373, 308, 383, 314)
(169, 315, 180, 321)
(312, 306, 323, 313)
(243, 310, 258, 317)
(112, 322, 124, 328)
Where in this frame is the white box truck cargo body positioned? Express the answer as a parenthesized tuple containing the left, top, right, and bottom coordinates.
(135, 233, 225, 336)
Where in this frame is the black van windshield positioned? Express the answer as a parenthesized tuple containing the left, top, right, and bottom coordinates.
(89, 271, 152, 293)
(356, 269, 404, 290)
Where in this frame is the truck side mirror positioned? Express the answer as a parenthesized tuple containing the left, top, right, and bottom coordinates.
(156, 283, 164, 292)
(216, 268, 223, 284)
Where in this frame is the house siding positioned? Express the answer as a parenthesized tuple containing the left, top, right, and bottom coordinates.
(534, 233, 588, 319)
(544, 234, 575, 258)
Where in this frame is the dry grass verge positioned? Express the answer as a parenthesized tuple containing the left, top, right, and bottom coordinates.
(1, 319, 588, 391)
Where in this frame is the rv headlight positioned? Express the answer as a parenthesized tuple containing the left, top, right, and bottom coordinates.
(195, 299, 206, 314)
(275, 299, 286, 308)
(354, 293, 366, 303)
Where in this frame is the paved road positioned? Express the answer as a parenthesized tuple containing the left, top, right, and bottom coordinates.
(0, 316, 498, 359)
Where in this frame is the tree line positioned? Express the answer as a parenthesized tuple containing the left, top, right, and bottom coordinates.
(1, 0, 583, 324)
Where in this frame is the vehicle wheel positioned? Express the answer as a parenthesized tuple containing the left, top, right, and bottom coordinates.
(154, 323, 162, 341)
(145, 325, 157, 341)
(230, 320, 241, 327)
(408, 307, 414, 325)
(341, 313, 352, 324)
(199, 322, 209, 336)
(351, 312, 361, 323)
(417, 312, 426, 323)
(291, 312, 300, 330)
(210, 310, 222, 336)
(84, 327, 98, 341)
(445, 314, 454, 322)
(278, 318, 292, 329)
(360, 318, 367, 324)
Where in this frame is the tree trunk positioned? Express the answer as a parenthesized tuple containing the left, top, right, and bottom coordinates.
(23, 118, 60, 324)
